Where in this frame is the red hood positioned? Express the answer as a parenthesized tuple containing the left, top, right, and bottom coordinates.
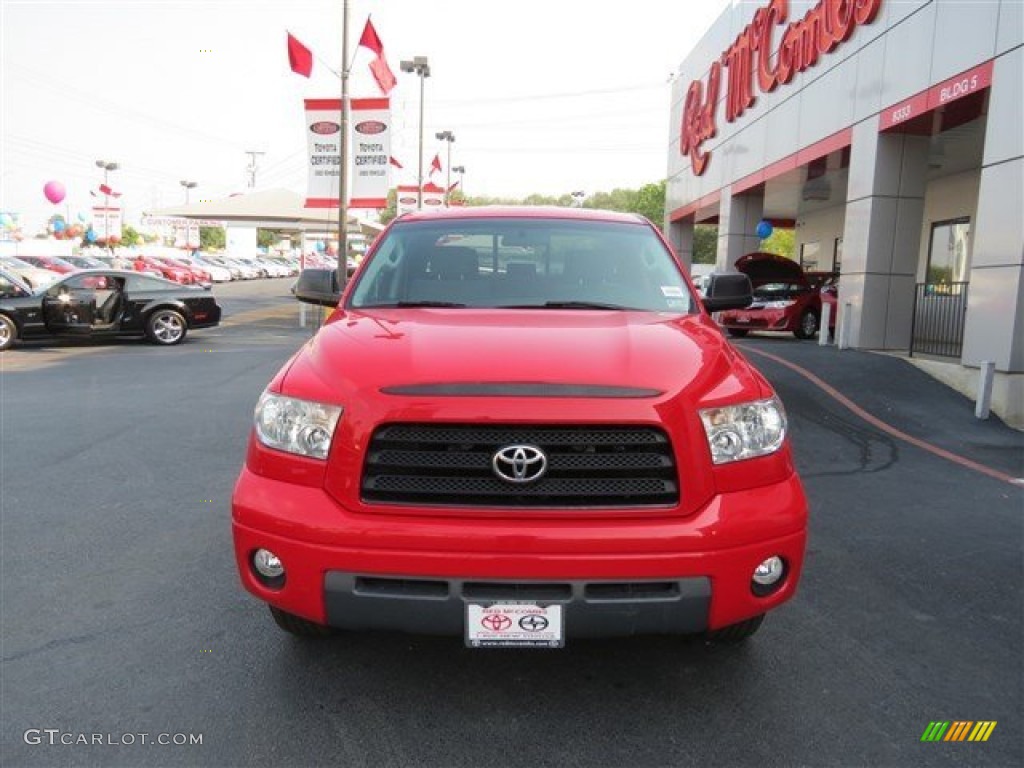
(278, 309, 765, 407)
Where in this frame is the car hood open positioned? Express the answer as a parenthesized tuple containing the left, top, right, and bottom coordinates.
(734, 252, 808, 286)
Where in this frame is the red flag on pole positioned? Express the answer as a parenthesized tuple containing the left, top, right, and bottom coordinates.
(430, 154, 442, 176)
(447, 180, 460, 193)
(358, 18, 397, 95)
(287, 32, 313, 78)
(389, 156, 403, 169)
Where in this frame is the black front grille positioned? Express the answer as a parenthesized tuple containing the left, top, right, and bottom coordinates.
(362, 424, 678, 508)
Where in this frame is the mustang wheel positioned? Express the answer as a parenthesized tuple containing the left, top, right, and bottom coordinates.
(0, 314, 16, 351)
(705, 614, 765, 644)
(794, 311, 818, 339)
(269, 606, 335, 637)
(146, 308, 188, 345)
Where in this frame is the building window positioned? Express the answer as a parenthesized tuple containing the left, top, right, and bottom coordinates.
(833, 237, 843, 273)
(926, 218, 970, 284)
(800, 241, 820, 272)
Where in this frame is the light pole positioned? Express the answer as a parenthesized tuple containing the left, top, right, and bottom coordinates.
(452, 165, 465, 201)
(180, 180, 197, 204)
(435, 130, 455, 206)
(571, 190, 586, 208)
(400, 56, 430, 209)
(95, 159, 118, 244)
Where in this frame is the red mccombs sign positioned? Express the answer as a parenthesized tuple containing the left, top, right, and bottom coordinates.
(680, 0, 883, 175)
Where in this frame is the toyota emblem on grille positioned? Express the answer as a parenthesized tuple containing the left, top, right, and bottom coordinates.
(492, 444, 547, 484)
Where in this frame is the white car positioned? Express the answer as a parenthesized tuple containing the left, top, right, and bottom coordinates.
(0, 256, 62, 291)
(175, 254, 233, 282)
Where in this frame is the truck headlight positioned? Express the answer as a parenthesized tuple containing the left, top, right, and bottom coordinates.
(254, 392, 342, 460)
(699, 397, 787, 464)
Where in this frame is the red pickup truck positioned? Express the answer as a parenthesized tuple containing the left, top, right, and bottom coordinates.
(231, 207, 807, 648)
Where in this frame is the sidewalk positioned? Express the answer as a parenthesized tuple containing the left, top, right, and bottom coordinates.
(734, 337, 1024, 482)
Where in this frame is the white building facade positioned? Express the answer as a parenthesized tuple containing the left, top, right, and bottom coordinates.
(665, 0, 1023, 426)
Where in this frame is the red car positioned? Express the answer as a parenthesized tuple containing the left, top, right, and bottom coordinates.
(718, 252, 833, 340)
(134, 255, 193, 284)
(12, 254, 77, 275)
(149, 255, 211, 286)
(232, 207, 808, 647)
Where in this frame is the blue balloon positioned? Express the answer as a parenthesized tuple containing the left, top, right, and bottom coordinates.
(86, 229, 97, 242)
(756, 220, 773, 239)
(53, 220, 66, 233)
(316, 240, 326, 252)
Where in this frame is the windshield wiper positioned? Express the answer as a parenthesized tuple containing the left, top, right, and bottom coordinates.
(372, 300, 467, 308)
(534, 300, 633, 310)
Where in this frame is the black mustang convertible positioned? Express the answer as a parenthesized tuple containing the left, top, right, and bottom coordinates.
(0, 268, 222, 351)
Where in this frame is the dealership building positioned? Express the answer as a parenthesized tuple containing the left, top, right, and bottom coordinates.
(665, 0, 1022, 426)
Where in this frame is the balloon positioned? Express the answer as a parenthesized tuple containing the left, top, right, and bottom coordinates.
(0, 213, 11, 228)
(43, 180, 66, 205)
(86, 229, 97, 242)
(109, 234, 121, 243)
(756, 220, 773, 239)
(53, 220, 66, 233)
(77, 212, 87, 222)
(316, 240, 326, 252)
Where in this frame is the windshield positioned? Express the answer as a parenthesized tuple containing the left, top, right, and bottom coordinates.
(348, 217, 694, 313)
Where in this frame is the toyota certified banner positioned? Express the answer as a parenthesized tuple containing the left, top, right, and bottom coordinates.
(91, 206, 122, 241)
(304, 98, 391, 210)
(395, 182, 445, 217)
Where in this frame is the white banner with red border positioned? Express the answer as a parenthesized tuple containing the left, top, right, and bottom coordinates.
(395, 183, 445, 217)
(91, 206, 122, 241)
(305, 97, 391, 210)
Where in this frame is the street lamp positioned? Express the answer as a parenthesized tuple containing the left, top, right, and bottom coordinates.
(180, 180, 197, 204)
(571, 190, 586, 208)
(435, 130, 455, 206)
(400, 56, 430, 209)
(95, 159, 119, 244)
(451, 165, 465, 201)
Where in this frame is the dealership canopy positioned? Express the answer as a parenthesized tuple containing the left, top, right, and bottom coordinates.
(144, 188, 379, 235)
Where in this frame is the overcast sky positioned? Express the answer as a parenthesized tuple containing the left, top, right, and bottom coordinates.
(1, 0, 731, 231)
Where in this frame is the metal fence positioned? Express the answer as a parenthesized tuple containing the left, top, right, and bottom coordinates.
(910, 282, 969, 358)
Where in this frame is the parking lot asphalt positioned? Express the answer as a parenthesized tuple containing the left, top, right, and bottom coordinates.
(1, 292, 1021, 768)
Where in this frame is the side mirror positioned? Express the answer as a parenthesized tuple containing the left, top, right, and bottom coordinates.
(293, 268, 341, 307)
(702, 272, 753, 312)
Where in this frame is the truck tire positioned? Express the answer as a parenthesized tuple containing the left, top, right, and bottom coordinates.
(705, 614, 765, 644)
(269, 606, 334, 637)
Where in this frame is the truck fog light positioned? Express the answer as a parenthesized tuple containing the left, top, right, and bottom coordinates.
(252, 548, 285, 581)
(751, 556, 785, 596)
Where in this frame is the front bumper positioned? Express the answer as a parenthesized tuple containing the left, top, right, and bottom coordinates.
(232, 468, 807, 635)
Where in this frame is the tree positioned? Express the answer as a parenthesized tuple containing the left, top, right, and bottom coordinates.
(693, 225, 718, 263)
(759, 228, 795, 259)
(200, 227, 225, 250)
(257, 229, 277, 248)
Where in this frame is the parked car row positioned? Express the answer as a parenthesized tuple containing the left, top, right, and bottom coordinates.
(1, 249, 304, 290)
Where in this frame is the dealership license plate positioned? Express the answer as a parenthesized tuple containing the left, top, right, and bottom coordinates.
(466, 603, 564, 648)
(735, 314, 750, 323)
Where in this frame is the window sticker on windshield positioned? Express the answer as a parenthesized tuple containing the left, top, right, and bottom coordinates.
(661, 286, 685, 298)
(666, 299, 687, 310)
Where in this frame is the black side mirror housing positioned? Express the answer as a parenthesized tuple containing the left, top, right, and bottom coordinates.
(702, 272, 753, 312)
(293, 268, 341, 307)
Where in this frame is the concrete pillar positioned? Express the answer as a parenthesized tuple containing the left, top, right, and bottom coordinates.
(669, 217, 695, 271)
(841, 119, 930, 349)
(961, 48, 1024, 376)
(716, 187, 764, 272)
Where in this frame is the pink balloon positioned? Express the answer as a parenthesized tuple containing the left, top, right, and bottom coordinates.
(43, 180, 66, 204)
